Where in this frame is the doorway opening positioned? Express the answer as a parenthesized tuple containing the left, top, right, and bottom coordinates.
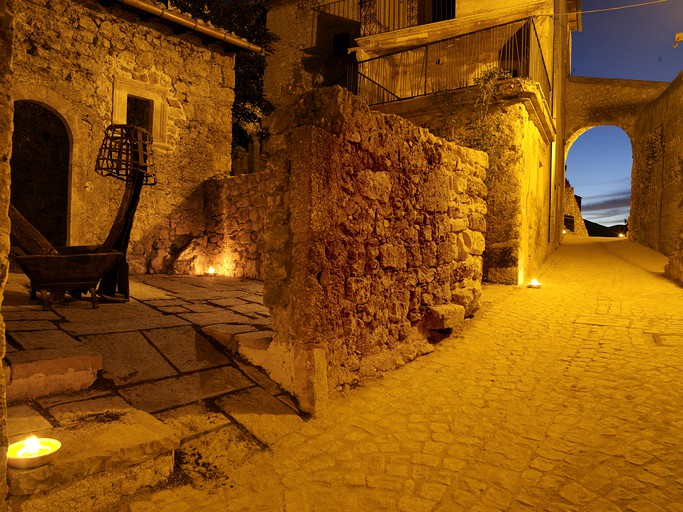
(11, 100, 70, 246)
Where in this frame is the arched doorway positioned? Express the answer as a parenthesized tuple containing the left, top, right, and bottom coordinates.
(11, 100, 70, 246)
(566, 125, 632, 236)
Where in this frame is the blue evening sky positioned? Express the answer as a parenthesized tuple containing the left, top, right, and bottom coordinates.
(566, 0, 683, 226)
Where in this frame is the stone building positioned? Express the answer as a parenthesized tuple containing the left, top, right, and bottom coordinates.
(264, 0, 583, 284)
(0, 0, 263, 503)
(10, 0, 259, 275)
(563, 180, 588, 236)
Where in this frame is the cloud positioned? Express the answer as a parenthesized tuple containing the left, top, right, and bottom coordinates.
(581, 190, 631, 212)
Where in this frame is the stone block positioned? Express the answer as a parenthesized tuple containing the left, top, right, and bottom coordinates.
(234, 330, 274, 353)
(7, 404, 53, 439)
(202, 323, 257, 352)
(9, 330, 80, 350)
(143, 325, 230, 372)
(119, 366, 253, 413)
(61, 315, 189, 336)
(422, 304, 466, 330)
(215, 387, 304, 446)
(80, 331, 177, 386)
(154, 403, 232, 442)
(5, 346, 102, 402)
(178, 311, 254, 326)
(7, 409, 179, 497)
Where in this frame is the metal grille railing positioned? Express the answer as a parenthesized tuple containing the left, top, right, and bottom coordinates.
(361, 0, 456, 36)
(350, 18, 552, 109)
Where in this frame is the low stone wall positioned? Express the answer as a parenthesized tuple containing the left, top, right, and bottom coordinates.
(198, 174, 269, 278)
(257, 87, 487, 412)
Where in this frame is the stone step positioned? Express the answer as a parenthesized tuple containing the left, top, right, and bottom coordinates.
(229, 330, 276, 371)
(6, 395, 180, 511)
(4, 344, 102, 403)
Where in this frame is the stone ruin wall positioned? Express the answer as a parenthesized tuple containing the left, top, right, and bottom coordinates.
(248, 87, 487, 411)
(563, 183, 588, 236)
(12, 0, 235, 273)
(0, 0, 13, 500)
(631, 71, 683, 262)
(483, 102, 553, 285)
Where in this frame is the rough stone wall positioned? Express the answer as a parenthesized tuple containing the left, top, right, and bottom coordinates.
(259, 87, 487, 412)
(482, 103, 552, 284)
(12, 0, 236, 273)
(197, 174, 269, 278)
(563, 183, 588, 236)
(631, 71, 683, 259)
(0, 0, 13, 502)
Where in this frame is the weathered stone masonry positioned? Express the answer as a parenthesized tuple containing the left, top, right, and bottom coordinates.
(207, 87, 487, 412)
(0, 0, 13, 500)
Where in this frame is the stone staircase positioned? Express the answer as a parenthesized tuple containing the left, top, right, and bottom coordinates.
(2, 272, 303, 511)
(7, 396, 179, 512)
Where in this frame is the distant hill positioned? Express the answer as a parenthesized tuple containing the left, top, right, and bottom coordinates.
(584, 219, 628, 237)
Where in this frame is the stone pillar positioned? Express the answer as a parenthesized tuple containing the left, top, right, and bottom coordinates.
(0, 0, 14, 503)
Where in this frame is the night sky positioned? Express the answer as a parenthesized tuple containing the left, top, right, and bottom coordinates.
(566, 0, 683, 226)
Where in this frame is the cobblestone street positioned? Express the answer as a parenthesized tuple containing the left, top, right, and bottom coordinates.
(130, 236, 683, 511)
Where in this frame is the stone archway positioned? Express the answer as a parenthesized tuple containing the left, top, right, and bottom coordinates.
(11, 100, 71, 246)
(564, 76, 668, 150)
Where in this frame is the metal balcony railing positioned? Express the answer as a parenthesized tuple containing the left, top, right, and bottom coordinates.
(349, 18, 552, 109)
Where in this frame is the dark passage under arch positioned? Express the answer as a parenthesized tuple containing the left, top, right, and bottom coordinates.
(11, 100, 70, 247)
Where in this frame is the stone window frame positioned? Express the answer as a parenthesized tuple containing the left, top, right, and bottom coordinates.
(112, 76, 168, 146)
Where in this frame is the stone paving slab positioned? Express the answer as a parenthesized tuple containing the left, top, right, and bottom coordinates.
(52, 300, 164, 322)
(230, 303, 270, 317)
(179, 310, 255, 326)
(37, 388, 113, 409)
(5, 321, 58, 332)
(128, 281, 175, 300)
(119, 366, 254, 413)
(80, 331, 178, 385)
(6, 404, 53, 438)
(143, 325, 230, 372)
(2, 310, 61, 321)
(61, 314, 189, 336)
(142, 298, 191, 307)
(157, 306, 191, 314)
(208, 296, 249, 307)
(154, 403, 232, 442)
(8, 330, 81, 350)
(202, 324, 257, 352)
(48, 395, 137, 427)
(215, 387, 305, 446)
(7, 409, 179, 496)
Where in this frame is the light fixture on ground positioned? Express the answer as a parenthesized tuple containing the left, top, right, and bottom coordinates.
(204, 266, 217, 277)
(527, 278, 542, 289)
(618, 233, 626, 238)
(7, 436, 61, 469)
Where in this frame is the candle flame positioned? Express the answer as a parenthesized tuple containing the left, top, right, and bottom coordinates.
(17, 436, 45, 457)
